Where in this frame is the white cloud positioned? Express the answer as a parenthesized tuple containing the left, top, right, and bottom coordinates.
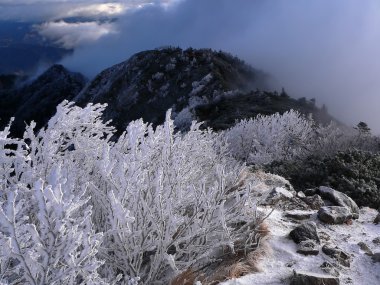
(37, 21, 116, 49)
(59, 3, 127, 18)
(0, 1, 179, 20)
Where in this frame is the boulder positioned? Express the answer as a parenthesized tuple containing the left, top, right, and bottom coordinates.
(372, 253, 380, 263)
(289, 222, 320, 244)
(322, 245, 351, 267)
(263, 187, 294, 205)
(285, 210, 313, 221)
(318, 206, 352, 224)
(372, 237, 380, 245)
(374, 213, 380, 224)
(290, 271, 339, 285)
(320, 262, 340, 277)
(302, 194, 325, 210)
(318, 186, 359, 219)
(357, 241, 373, 256)
(297, 239, 320, 255)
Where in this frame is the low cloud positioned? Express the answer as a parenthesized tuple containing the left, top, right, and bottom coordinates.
(37, 21, 116, 49)
(60, 0, 380, 133)
(0, 1, 179, 21)
(3, 0, 380, 133)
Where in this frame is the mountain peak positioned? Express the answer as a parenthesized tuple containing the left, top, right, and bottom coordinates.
(75, 47, 269, 132)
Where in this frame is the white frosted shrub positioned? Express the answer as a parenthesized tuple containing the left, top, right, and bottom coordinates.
(225, 110, 314, 165)
(0, 101, 259, 285)
(225, 110, 380, 166)
(0, 102, 113, 284)
(91, 111, 256, 284)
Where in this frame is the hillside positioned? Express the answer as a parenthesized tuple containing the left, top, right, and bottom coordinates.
(1, 47, 336, 137)
(76, 47, 337, 132)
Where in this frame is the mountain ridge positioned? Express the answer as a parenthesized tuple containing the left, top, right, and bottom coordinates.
(1, 47, 336, 136)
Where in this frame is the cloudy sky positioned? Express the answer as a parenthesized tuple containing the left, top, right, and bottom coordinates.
(1, 0, 380, 132)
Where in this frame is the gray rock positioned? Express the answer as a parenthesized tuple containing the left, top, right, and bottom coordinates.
(318, 186, 359, 219)
(374, 213, 380, 224)
(303, 194, 325, 210)
(358, 242, 373, 256)
(289, 222, 320, 244)
(318, 206, 352, 224)
(297, 191, 306, 199)
(290, 270, 340, 285)
(322, 245, 351, 267)
(297, 239, 320, 255)
(320, 262, 340, 277)
(304, 188, 318, 196)
(372, 237, 380, 245)
(285, 210, 313, 221)
(372, 252, 380, 263)
(263, 187, 294, 205)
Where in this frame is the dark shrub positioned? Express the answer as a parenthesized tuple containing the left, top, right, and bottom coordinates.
(267, 150, 380, 209)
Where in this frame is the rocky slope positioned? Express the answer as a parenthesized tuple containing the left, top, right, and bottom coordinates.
(219, 172, 380, 285)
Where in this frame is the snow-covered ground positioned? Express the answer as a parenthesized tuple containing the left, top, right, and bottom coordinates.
(222, 207, 380, 285)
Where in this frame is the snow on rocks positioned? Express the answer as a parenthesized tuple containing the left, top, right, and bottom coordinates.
(317, 186, 360, 219)
(285, 210, 314, 221)
(221, 192, 380, 285)
(374, 212, 380, 224)
(373, 237, 380, 245)
(289, 222, 320, 244)
(321, 244, 351, 267)
(301, 194, 325, 210)
(296, 240, 320, 256)
(320, 261, 340, 277)
(318, 206, 353, 224)
(357, 241, 373, 256)
(290, 270, 340, 285)
(264, 187, 294, 205)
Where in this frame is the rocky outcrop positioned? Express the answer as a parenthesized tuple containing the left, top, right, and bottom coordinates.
(317, 186, 359, 219)
(318, 206, 352, 224)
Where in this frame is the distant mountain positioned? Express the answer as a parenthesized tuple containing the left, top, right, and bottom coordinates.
(1, 47, 336, 137)
(195, 90, 334, 130)
(0, 21, 72, 75)
(0, 65, 86, 137)
(76, 47, 334, 132)
(75, 47, 269, 132)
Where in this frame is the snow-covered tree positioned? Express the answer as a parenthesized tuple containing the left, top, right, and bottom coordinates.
(0, 176, 105, 285)
(90, 111, 257, 284)
(224, 110, 315, 165)
(224, 110, 380, 166)
(0, 101, 262, 284)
